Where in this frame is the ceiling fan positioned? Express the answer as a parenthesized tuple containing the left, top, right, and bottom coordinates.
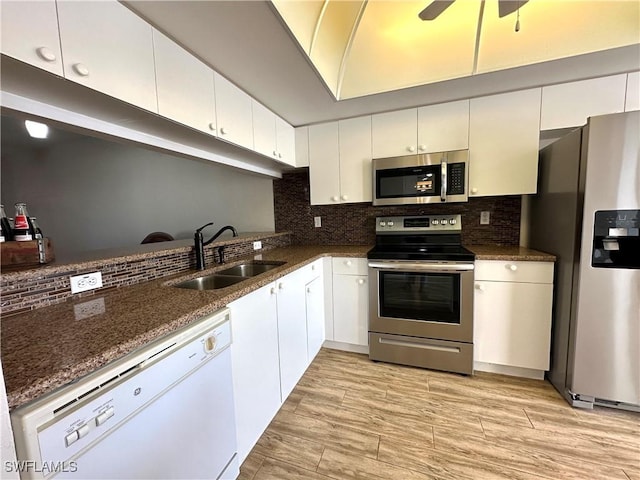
(418, 0, 529, 21)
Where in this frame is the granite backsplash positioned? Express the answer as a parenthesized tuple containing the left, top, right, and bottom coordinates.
(274, 170, 521, 246)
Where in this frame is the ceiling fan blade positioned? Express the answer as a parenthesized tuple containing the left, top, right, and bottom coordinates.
(498, 0, 529, 18)
(418, 0, 455, 21)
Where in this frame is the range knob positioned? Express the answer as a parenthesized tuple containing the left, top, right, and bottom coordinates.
(379, 221, 387, 227)
(449, 219, 457, 225)
(432, 219, 439, 225)
(388, 221, 394, 226)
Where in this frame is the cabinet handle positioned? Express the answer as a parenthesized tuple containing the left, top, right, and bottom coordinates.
(278, 283, 284, 290)
(273, 150, 278, 157)
(341, 194, 348, 201)
(220, 127, 228, 135)
(331, 196, 339, 202)
(407, 146, 416, 153)
(418, 144, 426, 151)
(208, 123, 216, 132)
(357, 279, 365, 285)
(73, 63, 90, 77)
(311, 264, 315, 270)
(508, 264, 518, 271)
(270, 287, 276, 295)
(36, 47, 56, 62)
(471, 187, 478, 194)
(345, 260, 352, 267)
(475, 283, 485, 291)
(278, 153, 282, 159)
(307, 287, 312, 293)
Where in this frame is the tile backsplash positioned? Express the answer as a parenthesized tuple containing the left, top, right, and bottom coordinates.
(274, 170, 521, 246)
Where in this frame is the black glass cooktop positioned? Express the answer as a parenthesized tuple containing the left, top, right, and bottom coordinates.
(367, 244, 475, 262)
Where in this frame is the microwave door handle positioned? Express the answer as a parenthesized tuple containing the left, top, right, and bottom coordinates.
(441, 157, 447, 202)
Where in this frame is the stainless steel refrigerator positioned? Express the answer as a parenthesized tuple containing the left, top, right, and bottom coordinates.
(530, 110, 639, 410)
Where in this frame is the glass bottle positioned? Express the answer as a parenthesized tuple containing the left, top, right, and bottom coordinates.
(13, 203, 35, 241)
(0, 204, 13, 242)
(31, 217, 43, 239)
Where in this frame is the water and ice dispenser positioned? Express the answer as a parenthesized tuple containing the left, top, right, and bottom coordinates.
(591, 209, 640, 269)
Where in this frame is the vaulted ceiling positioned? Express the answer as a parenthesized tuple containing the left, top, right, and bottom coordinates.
(126, 1, 640, 126)
(272, 0, 640, 100)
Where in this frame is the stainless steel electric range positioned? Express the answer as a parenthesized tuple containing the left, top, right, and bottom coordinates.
(367, 215, 475, 375)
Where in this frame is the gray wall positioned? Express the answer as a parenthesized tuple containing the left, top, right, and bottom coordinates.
(1, 133, 275, 259)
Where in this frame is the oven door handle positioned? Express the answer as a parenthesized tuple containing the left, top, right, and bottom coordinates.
(368, 261, 474, 272)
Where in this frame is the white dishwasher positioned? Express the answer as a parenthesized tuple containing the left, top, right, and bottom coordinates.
(10, 308, 239, 480)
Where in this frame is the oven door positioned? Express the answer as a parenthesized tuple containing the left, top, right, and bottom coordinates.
(368, 261, 474, 343)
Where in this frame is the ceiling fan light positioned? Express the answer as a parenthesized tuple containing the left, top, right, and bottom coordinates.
(24, 120, 49, 139)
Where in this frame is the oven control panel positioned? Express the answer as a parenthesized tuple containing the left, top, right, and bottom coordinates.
(376, 215, 462, 233)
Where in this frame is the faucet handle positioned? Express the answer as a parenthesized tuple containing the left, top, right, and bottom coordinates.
(196, 222, 214, 234)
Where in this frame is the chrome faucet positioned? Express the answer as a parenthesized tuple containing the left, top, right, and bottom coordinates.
(194, 223, 238, 270)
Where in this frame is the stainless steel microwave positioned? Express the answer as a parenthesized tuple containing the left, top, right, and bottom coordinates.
(372, 150, 469, 206)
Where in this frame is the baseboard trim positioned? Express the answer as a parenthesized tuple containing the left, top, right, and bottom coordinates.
(474, 361, 545, 380)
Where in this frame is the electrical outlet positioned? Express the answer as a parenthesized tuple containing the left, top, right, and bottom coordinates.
(74, 298, 105, 320)
(314, 216, 322, 228)
(70, 272, 103, 294)
(480, 211, 491, 225)
(253, 241, 262, 250)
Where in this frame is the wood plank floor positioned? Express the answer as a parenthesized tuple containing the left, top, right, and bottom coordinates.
(238, 348, 640, 480)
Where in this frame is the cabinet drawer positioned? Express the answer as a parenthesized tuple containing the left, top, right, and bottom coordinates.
(332, 257, 368, 276)
(474, 260, 553, 284)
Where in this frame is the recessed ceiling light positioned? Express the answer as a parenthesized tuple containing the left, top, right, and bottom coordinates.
(24, 120, 49, 139)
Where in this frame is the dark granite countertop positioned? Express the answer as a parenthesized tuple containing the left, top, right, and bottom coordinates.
(1, 245, 370, 410)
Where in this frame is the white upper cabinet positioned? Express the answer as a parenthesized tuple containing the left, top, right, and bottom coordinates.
(214, 72, 254, 150)
(275, 115, 295, 167)
(251, 99, 277, 158)
(295, 127, 310, 168)
(309, 122, 341, 205)
(308, 118, 372, 205)
(417, 100, 469, 152)
(56, 0, 158, 113)
(625, 72, 640, 112)
(469, 88, 542, 197)
(338, 116, 372, 203)
(153, 30, 216, 136)
(371, 108, 418, 158)
(1, 0, 63, 76)
(540, 74, 627, 130)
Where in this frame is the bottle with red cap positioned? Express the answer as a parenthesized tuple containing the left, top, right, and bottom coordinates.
(12, 203, 36, 241)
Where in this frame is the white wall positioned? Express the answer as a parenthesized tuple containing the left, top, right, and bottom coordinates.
(1, 133, 275, 259)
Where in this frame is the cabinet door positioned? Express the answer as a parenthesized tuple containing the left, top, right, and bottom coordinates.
(275, 116, 296, 167)
(1, 0, 63, 76)
(469, 88, 541, 197)
(332, 274, 369, 346)
(323, 257, 335, 341)
(625, 72, 640, 112)
(295, 126, 310, 168)
(417, 100, 469, 152)
(309, 122, 340, 205)
(57, 0, 157, 112)
(214, 72, 254, 150)
(372, 108, 418, 158)
(338, 116, 372, 203)
(306, 275, 325, 362)
(252, 100, 277, 158)
(474, 280, 553, 371)
(275, 269, 309, 400)
(228, 283, 281, 463)
(153, 29, 216, 136)
(540, 74, 627, 130)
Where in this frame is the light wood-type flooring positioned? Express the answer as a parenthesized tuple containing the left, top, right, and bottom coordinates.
(238, 348, 640, 480)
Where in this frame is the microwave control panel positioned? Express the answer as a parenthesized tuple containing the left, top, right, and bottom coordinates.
(447, 163, 466, 195)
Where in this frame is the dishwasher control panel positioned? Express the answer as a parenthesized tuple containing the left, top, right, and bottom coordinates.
(36, 319, 232, 468)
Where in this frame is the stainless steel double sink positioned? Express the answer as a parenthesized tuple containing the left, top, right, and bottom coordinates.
(174, 261, 286, 290)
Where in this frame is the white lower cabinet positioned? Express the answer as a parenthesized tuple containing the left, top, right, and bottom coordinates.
(473, 260, 554, 378)
(332, 258, 369, 347)
(228, 283, 281, 464)
(229, 260, 325, 462)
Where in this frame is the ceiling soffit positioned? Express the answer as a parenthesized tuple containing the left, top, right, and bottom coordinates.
(272, 0, 640, 101)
